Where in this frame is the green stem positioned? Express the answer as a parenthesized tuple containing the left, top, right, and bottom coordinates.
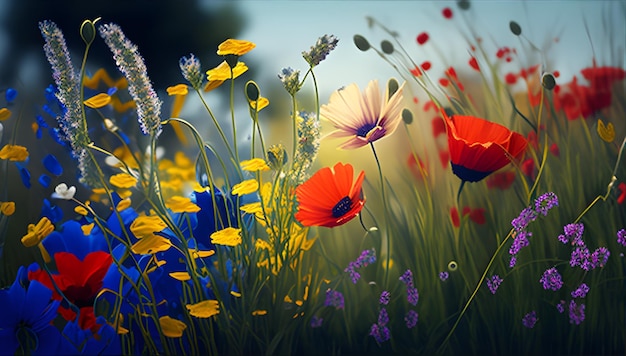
(370, 142, 390, 286)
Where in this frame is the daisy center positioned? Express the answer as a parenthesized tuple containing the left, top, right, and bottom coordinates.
(332, 196, 353, 218)
(356, 122, 377, 137)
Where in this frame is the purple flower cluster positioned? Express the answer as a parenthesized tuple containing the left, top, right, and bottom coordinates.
(534, 192, 559, 216)
(439, 271, 449, 281)
(617, 229, 626, 246)
(399, 269, 419, 306)
(591, 247, 610, 268)
(522, 310, 537, 328)
(540, 267, 563, 291)
(571, 283, 590, 299)
(377, 308, 389, 325)
(379, 290, 390, 305)
(344, 248, 376, 284)
(570, 246, 610, 270)
(511, 207, 537, 232)
(509, 231, 531, 267)
(558, 223, 585, 246)
(310, 315, 323, 328)
(556, 300, 566, 313)
(404, 310, 418, 329)
(486, 275, 503, 294)
(399, 269, 414, 287)
(369, 323, 390, 344)
(568, 300, 586, 325)
(324, 289, 345, 309)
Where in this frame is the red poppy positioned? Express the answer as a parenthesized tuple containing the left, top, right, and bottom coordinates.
(29, 251, 112, 330)
(295, 162, 365, 227)
(486, 171, 516, 190)
(617, 182, 626, 205)
(444, 113, 528, 182)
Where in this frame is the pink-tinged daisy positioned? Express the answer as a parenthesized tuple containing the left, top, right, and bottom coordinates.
(321, 79, 405, 149)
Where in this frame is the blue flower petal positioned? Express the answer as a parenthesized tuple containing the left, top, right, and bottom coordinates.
(38, 174, 51, 188)
(40, 199, 63, 223)
(16, 164, 31, 188)
(107, 87, 118, 96)
(5, 88, 17, 103)
(42, 154, 63, 176)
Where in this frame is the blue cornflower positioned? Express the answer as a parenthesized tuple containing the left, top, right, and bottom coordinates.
(568, 300, 586, 325)
(522, 310, 537, 328)
(324, 289, 345, 309)
(534, 192, 558, 216)
(571, 283, 590, 299)
(540, 267, 563, 291)
(617, 229, 626, 246)
(0, 275, 70, 354)
(379, 290, 391, 305)
(590, 247, 610, 268)
(404, 310, 418, 328)
(486, 275, 503, 294)
(570, 246, 591, 270)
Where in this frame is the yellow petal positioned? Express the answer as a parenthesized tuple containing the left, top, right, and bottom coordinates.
(74, 205, 89, 216)
(21, 217, 54, 247)
(231, 179, 258, 196)
(84, 93, 112, 109)
(0, 201, 15, 216)
(159, 316, 187, 338)
(189, 249, 215, 258)
(131, 234, 172, 254)
(165, 196, 201, 213)
(217, 39, 256, 56)
(166, 84, 188, 96)
(0, 144, 28, 161)
(597, 119, 615, 143)
(81, 223, 94, 235)
(0, 107, 11, 121)
(186, 300, 220, 318)
(169, 271, 191, 281)
(249, 97, 269, 112)
(240, 158, 270, 172)
(130, 215, 168, 238)
(206, 61, 248, 82)
(240, 202, 263, 215)
(252, 310, 267, 316)
(109, 173, 137, 189)
(210, 227, 242, 247)
(116, 198, 132, 211)
(203, 79, 225, 92)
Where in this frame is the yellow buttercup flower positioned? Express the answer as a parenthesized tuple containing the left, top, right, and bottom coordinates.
(597, 119, 615, 143)
(131, 234, 172, 254)
(206, 61, 248, 82)
(0, 201, 15, 216)
(0, 107, 11, 121)
(130, 215, 168, 238)
(21, 217, 54, 247)
(166, 84, 188, 96)
(249, 97, 269, 112)
(240, 158, 270, 172)
(186, 300, 220, 318)
(231, 179, 259, 196)
(159, 316, 187, 338)
(217, 39, 256, 56)
(165, 196, 201, 213)
(84, 93, 111, 109)
(210, 227, 242, 246)
(109, 173, 137, 189)
(0, 144, 28, 161)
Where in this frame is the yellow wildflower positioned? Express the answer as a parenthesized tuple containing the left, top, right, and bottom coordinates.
(166, 84, 188, 96)
(231, 179, 259, 196)
(249, 97, 269, 112)
(81, 223, 94, 235)
(109, 173, 137, 189)
(83, 93, 111, 109)
(169, 272, 191, 281)
(131, 234, 172, 254)
(186, 300, 220, 318)
(165, 196, 201, 213)
(210, 227, 242, 246)
(597, 119, 615, 143)
(240, 158, 270, 172)
(0, 144, 28, 161)
(206, 61, 248, 82)
(0, 201, 15, 216)
(116, 198, 132, 211)
(130, 215, 168, 238)
(240, 202, 263, 216)
(0, 107, 11, 121)
(189, 249, 215, 259)
(159, 316, 187, 338)
(216, 39, 256, 56)
(252, 310, 267, 316)
(74, 205, 89, 216)
(21, 217, 54, 247)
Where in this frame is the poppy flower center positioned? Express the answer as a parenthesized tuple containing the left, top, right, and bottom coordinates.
(332, 196, 353, 218)
(356, 122, 377, 137)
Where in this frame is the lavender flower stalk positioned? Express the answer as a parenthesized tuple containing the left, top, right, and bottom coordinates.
(39, 20, 98, 187)
(302, 34, 339, 67)
(98, 23, 162, 138)
(287, 111, 321, 185)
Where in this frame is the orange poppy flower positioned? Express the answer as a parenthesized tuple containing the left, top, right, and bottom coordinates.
(444, 113, 527, 182)
(295, 162, 365, 227)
